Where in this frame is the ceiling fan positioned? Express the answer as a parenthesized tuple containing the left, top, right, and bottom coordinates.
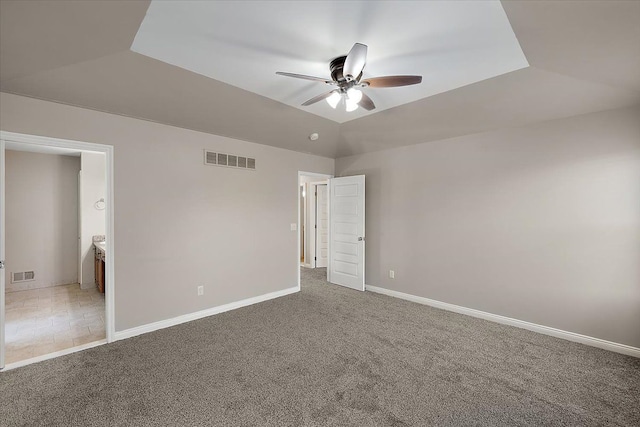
(276, 43, 422, 112)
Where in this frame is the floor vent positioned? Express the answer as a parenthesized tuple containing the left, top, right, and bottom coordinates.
(204, 150, 256, 171)
(12, 271, 35, 283)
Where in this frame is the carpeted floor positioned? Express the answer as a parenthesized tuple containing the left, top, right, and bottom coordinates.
(1, 268, 639, 426)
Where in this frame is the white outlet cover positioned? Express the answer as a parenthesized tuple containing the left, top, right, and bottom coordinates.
(291, 223, 297, 231)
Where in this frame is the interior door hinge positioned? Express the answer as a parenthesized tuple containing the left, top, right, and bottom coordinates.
(0, 260, 4, 269)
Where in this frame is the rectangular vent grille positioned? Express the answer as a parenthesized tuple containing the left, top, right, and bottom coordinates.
(12, 271, 35, 283)
(204, 150, 256, 171)
(205, 151, 217, 165)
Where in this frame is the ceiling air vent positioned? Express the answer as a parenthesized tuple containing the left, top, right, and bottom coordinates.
(203, 150, 256, 171)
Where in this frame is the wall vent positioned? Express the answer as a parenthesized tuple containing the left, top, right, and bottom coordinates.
(12, 271, 35, 283)
(204, 150, 256, 171)
(205, 151, 217, 165)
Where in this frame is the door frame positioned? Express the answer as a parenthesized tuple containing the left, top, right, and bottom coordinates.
(297, 172, 332, 290)
(0, 138, 5, 369)
(308, 181, 328, 268)
(0, 131, 115, 370)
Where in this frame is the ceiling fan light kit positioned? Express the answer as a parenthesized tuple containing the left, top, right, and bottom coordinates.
(276, 42, 423, 113)
(326, 92, 341, 109)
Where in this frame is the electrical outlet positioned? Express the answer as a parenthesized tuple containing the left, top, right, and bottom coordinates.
(389, 270, 395, 279)
(197, 285, 204, 296)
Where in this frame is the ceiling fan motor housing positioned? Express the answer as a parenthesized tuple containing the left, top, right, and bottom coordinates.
(330, 56, 347, 82)
(330, 56, 363, 90)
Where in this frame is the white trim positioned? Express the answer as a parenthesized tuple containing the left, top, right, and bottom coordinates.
(365, 285, 640, 358)
(1, 339, 106, 372)
(114, 286, 299, 341)
(0, 138, 5, 369)
(0, 131, 115, 347)
(328, 175, 366, 291)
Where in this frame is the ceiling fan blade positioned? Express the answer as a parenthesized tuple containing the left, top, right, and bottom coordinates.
(363, 75, 423, 88)
(276, 72, 333, 84)
(343, 43, 368, 82)
(358, 92, 376, 111)
(302, 90, 339, 106)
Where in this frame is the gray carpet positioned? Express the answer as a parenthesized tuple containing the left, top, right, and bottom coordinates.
(1, 268, 639, 426)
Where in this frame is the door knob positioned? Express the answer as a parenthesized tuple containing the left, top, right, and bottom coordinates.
(358, 237, 365, 241)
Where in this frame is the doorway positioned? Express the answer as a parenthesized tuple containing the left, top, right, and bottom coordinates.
(298, 172, 332, 289)
(0, 131, 115, 370)
(297, 173, 366, 292)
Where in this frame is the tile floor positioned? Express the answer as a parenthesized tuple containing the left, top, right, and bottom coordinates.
(5, 283, 105, 364)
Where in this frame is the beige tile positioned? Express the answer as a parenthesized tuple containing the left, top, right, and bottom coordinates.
(89, 324, 105, 335)
(30, 340, 76, 357)
(69, 316, 104, 329)
(5, 299, 25, 309)
(73, 332, 105, 346)
(6, 347, 35, 364)
(54, 326, 92, 341)
(29, 331, 56, 345)
(5, 329, 36, 343)
(4, 282, 105, 363)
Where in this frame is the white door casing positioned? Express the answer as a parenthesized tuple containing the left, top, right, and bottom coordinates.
(0, 138, 6, 369)
(328, 175, 365, 291)
(315, 184, 328, 268)
(0, 131, 116, 359)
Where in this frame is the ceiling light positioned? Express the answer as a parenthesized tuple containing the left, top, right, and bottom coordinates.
(326, 92, 341, 109)
(309, 133, 319, 141)
(345, 98, 359, 112)
(347, 88, 362, 103)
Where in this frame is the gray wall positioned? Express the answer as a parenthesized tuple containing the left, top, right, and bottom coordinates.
(1, 93, 334, 331)
(336, 106, 640, 348)
(5, 150, 80, 291)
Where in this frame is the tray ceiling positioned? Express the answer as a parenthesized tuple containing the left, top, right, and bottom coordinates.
(131, 0, 529, 123)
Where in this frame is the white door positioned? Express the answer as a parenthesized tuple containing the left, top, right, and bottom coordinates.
(315, 184, 328, 268)
(0, 139, 5, 369)
(328, 175, 365, 291)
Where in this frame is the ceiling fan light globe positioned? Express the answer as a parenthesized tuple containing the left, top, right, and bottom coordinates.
(345, 98, 359, 112)
(347, 88, 363, 103)
(326, 92, 341, 109)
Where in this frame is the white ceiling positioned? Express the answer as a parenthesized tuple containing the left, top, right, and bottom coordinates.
(131, 0, 529, 123)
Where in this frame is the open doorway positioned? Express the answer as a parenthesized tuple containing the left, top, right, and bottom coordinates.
(0, 132, 115, 370)
(298, 172, 332, 289)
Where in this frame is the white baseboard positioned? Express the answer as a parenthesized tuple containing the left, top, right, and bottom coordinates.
(114, 286, 299, 341)
(365, 285, 640, 358)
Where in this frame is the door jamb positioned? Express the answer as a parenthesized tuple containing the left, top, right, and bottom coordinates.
(0, 131, 115, 370)
(0, 138, 5, 369)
